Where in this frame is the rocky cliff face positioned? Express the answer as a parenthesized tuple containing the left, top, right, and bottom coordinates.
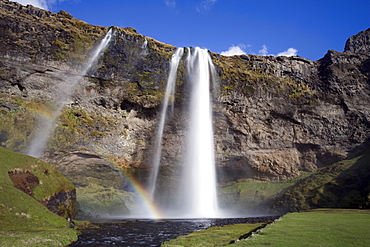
(0, 0, 369, 213)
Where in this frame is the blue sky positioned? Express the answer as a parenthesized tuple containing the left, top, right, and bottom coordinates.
(13, 0, 370, 60)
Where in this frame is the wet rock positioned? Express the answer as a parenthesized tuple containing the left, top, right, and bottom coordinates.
(51, 152, 124, 189)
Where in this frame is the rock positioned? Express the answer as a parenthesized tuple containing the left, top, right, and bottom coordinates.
(50, 151, 124, 189)
(0, 0, 369, 188)
(8, 169, 39, 196)
(344, 28, 370, 54)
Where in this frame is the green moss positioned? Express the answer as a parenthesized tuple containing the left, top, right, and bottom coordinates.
(0, 147, 78, 246)
(219, 173, 312, 211)
(274, 149, 370, 212)
(0, 96, 42, 152)
(77, 184, 136, 217)
(213, 55, 316, 102)
(46, 106, 119, 153)
(162, 223, 265, 247)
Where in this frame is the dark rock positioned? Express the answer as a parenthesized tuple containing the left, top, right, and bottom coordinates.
(344, 28, 370, 54)
(8, 169, 39, 196)
(0, 0, 369, 191)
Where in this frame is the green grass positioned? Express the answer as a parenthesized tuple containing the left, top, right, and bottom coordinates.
(219, 172, 312, 211)
(77, 184, 136, 217)
(274, 149, 370, 212)
(162, 209, 370, 247)
(0, 147, 79, 246)
(162, 222, 265, 247)
(234, 209, 370, 247)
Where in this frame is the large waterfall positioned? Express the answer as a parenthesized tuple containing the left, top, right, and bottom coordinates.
(26, 29, 113, 158)
(182, 47, 218, 217)
(149, 47, 219, 218)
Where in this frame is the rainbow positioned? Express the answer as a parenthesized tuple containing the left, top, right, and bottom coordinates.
(121, 171, 163, 220)
(27, 104, 163, 219)
(27, 105, 58, 122)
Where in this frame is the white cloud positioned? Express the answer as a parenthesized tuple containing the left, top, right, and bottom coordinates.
(220, 45, 247, 56)
(277, 48, 298, 57)
(196, 0, 217, 13)
(12, 0, 62, 10)
(258, 45, 268, 56)
(164, 0, 176, 8)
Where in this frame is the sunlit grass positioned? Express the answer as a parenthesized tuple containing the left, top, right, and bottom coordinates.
(162, 222, 265, 247)
(234, 209, 370, 247)
(161, 209, 370, 247)
(0, 147, 78, 246)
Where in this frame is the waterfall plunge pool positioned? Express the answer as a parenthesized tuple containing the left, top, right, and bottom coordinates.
(70, 216, 279, 246)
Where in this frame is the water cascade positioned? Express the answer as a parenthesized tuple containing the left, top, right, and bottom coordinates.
(148, 47, 219, 218)
(181, 47, 218, 217)
(26, 29, 114, 158)
(148, 47, 184, 198)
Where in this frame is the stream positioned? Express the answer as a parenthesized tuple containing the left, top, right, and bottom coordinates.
(70, 216, 279, 246)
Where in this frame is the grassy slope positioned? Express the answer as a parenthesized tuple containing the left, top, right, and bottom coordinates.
(162, 209, 370, 247)
(0, 147, 78, 246)
(274, 148, 370, 212)
(162, 222, 265, 247)
(234, 209, 370, 247)
(219, 173, 311, 212)
(219, 148, 370, 214)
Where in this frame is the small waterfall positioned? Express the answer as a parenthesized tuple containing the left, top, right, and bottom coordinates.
(182, 47, 218, 217)
(141, 38, 149, 56)
(148, 47, 184, 197)
(26, 29, 114, 158)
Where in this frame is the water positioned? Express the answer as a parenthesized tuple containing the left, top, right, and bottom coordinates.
(26, 29, 114, 158)
(148, 48, 184, 198)
(146, 47, 219, 218)
(70, 216, 279, 246)
(181, 47, 218, 217)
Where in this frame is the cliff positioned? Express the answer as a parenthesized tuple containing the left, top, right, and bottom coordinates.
(0, 0, 369, 214)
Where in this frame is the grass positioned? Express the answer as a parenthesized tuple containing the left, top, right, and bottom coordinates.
(162, 222, 265, 247)
(0, 147, 79, 246)
(274, 149, 370, 212)
(234, 209, 370, 247)
(219, 172, 312, 211)
(161, 209, 370, 247)
(77, 184, 136, 217)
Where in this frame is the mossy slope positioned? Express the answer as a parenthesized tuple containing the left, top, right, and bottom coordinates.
(0, 147, 78, 246)
(273, 148, 370, 212)
(219, 148, 370, 214)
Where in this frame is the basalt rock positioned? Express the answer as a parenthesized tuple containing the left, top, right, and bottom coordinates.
(0, 0, 369, 190)
(345, 28, 370, 54)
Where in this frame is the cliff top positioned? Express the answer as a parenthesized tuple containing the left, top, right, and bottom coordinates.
(344, 28, 370, 54)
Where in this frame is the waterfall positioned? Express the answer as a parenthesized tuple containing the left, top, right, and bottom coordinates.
(26, 29, 114, 158)
(141, 38, 149, 56)
(148, 47, 184, 198)
(182, 47, 218, 217)
(148, 47, 219, 218)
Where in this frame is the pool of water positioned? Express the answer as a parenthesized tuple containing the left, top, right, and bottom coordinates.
(70, 216, 279, 246)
